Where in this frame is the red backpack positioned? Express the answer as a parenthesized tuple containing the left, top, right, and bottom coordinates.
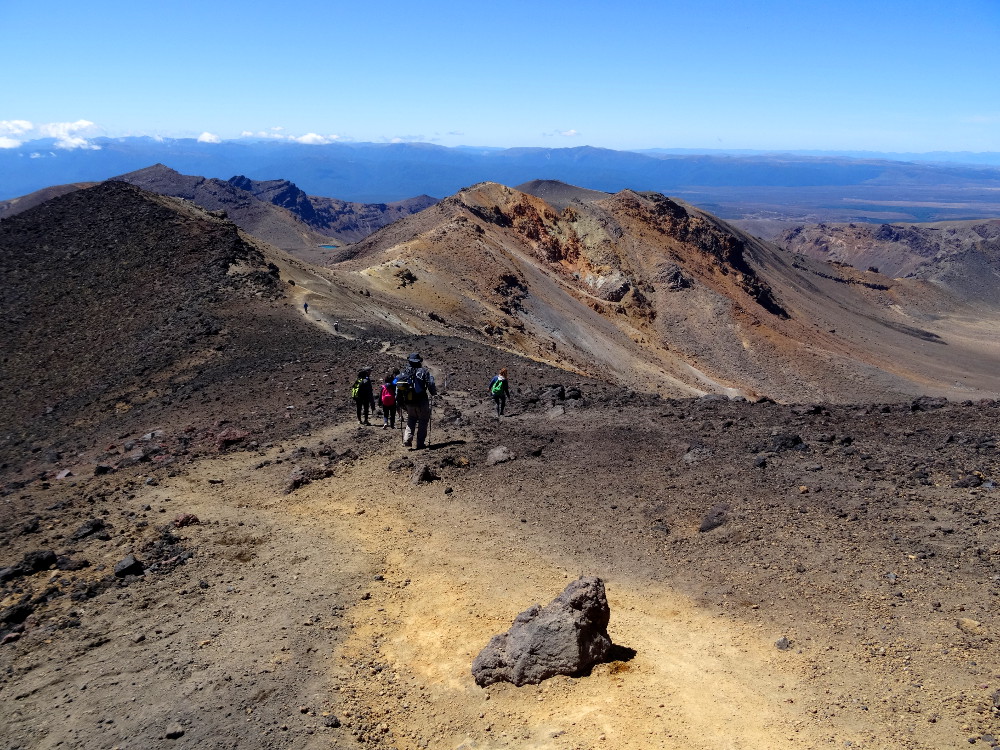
(380, 383, 395, 407)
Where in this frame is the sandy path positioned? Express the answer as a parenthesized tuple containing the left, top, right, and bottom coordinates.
(279, 434, 833, 750)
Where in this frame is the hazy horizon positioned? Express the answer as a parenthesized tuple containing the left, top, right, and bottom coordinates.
(2, 0, 998, 155)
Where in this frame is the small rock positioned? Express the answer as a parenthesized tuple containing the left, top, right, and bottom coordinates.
(164, 723, 185, 740)
(698, 503, 729, 532)
(775, 636, 792, 651)
(957, 617, 982, 634)
(173, 514, 199, 528)
(486, 447, 513, 466)
(388, 457, 414, 472)
(114, 554, 145, 578)
(71, 518, 107, 541)
(410, 464, 438, 485)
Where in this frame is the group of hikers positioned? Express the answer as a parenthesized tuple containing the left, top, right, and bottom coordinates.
(350, 353, 510, 450)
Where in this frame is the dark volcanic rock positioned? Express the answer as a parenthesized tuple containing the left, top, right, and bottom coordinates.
(56, 555, 90, 571)
(472, 576, 612, 687)
(113, 554, 145, 577)
(0, 596, 35, 626)
(410, 464, 438, 485)
(71, 518, 107, 541)
(761, 433, 806, 453)
(388, 457, 414, 472)
(699, 502, 730, 532)
(284, 465, 333, 494)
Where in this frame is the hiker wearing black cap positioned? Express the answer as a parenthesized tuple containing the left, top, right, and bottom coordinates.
(394, 353, 437, 449)
(351, 369, 376, 426)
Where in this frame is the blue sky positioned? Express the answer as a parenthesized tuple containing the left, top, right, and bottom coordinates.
(2, 0, 998, 152)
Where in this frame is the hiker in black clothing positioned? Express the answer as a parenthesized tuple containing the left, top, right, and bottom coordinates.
(395, 353, 437, 449)
(303, 301, 309, 314)
(352, 369, 376, 425)
(489, 367, 510, 416)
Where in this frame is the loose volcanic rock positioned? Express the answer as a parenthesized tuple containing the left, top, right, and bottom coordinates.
(472, 575, 612, 687)
(486, 446, 513, 466)
(70, 518, 107, 541)
(1, 549, 58, 581)
(173, 514, 200, 528)
(410, 464, 438, 485)
(699, 502, 730, 532)
(113, 554, 145, 578)
(388, 457, 414, 472)
(284, 465, 333, 494)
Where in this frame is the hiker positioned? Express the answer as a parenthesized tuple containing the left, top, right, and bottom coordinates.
(351, 369, 376, 425)
(379, 372, 397, 429)
(303, 301, 309, 314)
(489, 367, 510, 416)
(394, 353, 437, 449)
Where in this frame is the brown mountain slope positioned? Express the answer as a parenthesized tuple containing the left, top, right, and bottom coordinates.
(778, 219, 1000, 282)
(0, 181, 97, 220)
(331, 182, 1000, 402)
(0, 180, 432, 474)
(228, 174, 438, 244)
(111, 164, 339, 256)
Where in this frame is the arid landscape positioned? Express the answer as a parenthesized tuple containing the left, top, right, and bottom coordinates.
(2, 176, 1000, 750)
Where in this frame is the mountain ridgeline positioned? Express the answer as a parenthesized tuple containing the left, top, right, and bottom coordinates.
(4, 173, 1000, 429)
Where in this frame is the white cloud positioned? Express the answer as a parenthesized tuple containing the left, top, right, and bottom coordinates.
(239, 129, 292, 140)
(294, 132, 340, 145)
(197, 132, 222, 144)
(0, 119, 33, 137)
(37, 120, 101, 149)
(30, 152, 43, 159)
(0, 136, 21, 149)
(558, 129, 579, 137)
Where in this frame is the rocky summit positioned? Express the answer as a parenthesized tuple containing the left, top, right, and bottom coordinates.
(1, 175, 999, 749)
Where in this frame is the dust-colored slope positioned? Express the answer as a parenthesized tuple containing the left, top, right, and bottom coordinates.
(4, 391, 999, 750)
(331, 182, 1000, 402)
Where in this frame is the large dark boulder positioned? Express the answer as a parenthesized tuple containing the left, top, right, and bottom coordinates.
(471, 576, 612, 687)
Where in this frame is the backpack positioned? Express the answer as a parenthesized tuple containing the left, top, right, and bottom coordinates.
(394, 373, 413, 405)
(490, 376, 504, 396)
(380, 383, 395, 407)
(350, 379, 362, 400)
(412, 367, 427, 395)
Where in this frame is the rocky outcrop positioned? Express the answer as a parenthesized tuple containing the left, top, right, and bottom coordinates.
(472, 576, 612, 687)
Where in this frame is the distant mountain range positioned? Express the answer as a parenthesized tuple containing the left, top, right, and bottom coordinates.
(0, 164, 438, 260)
(3, 137, 1000, 224)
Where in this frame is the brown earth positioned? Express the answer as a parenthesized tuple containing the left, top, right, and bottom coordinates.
(2, 180, 1000, 750)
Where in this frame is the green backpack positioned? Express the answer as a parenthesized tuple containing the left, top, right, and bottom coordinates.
(490, 377, 504, 395)
(350, 379, 362, 399)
